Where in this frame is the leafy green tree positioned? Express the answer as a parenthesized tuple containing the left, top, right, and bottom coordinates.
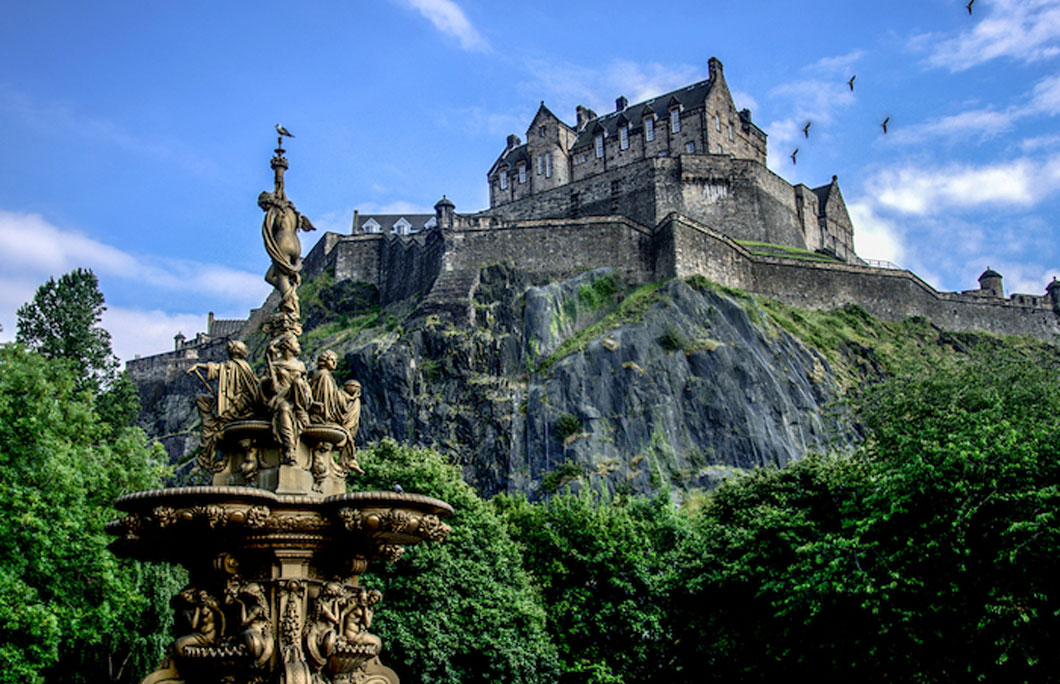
(0, 344, 184, 684)
(675, 345, 1060, 681)
(16, 268, 139, 429)
(495, 490, 691, 684)
(356, 438, 559, 683)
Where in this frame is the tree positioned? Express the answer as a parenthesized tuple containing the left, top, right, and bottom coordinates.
(17, 268, 118, 393)
(16, 268, 139, 428)
(495, 490, 691, 684)
(674, 344, 1060, 681)
(355, 439, 559, 684)
(0, 344, 184, 684)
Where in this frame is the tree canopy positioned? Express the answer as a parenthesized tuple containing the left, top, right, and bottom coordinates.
(0, 344, 183, 684)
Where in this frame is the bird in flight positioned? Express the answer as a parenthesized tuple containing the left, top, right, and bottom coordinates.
(847, 75, 856, 91)
(966, 0, 974, 15)
(790, 148, 799, 164)
(275, 123, 295, 138)
(802, 121, 812, 138)
(881, 116, 890, 134)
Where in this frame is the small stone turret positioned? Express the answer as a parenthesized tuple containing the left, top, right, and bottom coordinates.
(1047, 277, 1060, 311)
(174, 331, 186, 350)
(434, 195, 455, 230)
(978, 267, 1004, 298)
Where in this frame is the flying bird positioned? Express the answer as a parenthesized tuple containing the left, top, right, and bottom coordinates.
(802, 121, 812, 138)
(275, 123, 295, 138)
(881, 116, 890, 134)
(847, 75, 856, 91)
(790, 148, 799, 165)
(966, 0, 974, 15)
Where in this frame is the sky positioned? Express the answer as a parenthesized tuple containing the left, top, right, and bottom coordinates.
(3, 0, 1060, 362)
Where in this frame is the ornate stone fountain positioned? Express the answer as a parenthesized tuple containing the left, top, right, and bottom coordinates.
(108, 131, 452, 684)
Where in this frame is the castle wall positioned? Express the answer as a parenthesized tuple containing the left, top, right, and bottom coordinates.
(442, 217, 655, 284)
(330, 232, 445, 304)
(662, 216, 1060, 340)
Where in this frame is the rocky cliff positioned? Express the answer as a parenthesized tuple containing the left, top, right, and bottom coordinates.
(137, 265, 868, 498)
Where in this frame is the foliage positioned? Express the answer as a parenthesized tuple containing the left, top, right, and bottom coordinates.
(495, 490, 692, 684)
(577, 274, 618, 310)
(15, 269, 139, 430)
(554, 413, 582, 442)
(355, 439, 559, 684)
(657, 324, 689, 353)
(16, 268, 117, 395)
(674, 347, 1060, 681)
(541, 461, 586, 494)
(0, 345, 184, 684)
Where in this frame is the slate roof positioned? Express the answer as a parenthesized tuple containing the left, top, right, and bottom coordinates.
(489, 143, 530, 175)
(570, 77, 716, 149)
(354, 214, 436, 234)
(208, 318, 245, 338)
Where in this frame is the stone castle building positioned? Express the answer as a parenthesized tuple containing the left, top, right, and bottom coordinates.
(130, 55, 1060, 385)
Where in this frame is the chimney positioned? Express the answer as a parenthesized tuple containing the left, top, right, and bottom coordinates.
(576, 105, 598, 132)
(615, 96, 628, 112)
(708, 56, 723, 81)
(207, 311, 215, 335)
(506, 134, 521, 150)
(352, 209, 359, 234)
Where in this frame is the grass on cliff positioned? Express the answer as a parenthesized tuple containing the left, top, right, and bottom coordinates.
(686, 274, 1055, 387)
(537, 281, 666, 372)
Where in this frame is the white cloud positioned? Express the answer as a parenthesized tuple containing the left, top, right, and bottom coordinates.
(521, 58, 704, 116)
(397, 0, 489, 52)
(354, 200, 435, 215)
(925, 0, 1060, 71)
(807, 50, 866, 77)
(890, 108, 1018, 144)
(729, 90, 759, 114)
(0, 210, 269, 362)
(865, 158, 1060, 215)
(1019, 133, 1060, 152)
(848, 202, 905, 264)
(1030, 73, 1060, 113)
(103, 307, 212, 364)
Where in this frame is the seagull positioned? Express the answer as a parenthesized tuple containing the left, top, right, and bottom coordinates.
(393, 483, 404, 494)
(847, 75, 856, 92)
(790, 148, 799, 165)
(802, 121, 812, 138)
(966, 0, 974, 15)
(275, 123, 295, 138)
(881, 116, 890, 134)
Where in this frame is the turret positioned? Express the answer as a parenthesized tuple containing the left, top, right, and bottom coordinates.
(174, 331, 186, 351)
(1046, 277, 1060, 311)
(434, 195, 455, 230)
(978, 267, 1004, 298)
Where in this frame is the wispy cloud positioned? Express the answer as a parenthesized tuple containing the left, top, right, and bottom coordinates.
(0, 209, 268, 360)
(521, 58, 705, 117)
(923, 0, 1060, 71)
(396, 0, 489, 52)
(868, 158, 1049, 215)
(847, 202, 905, 264)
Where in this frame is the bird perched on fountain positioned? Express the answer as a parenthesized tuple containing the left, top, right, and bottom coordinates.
(393, 483, 404, 494)
(276, 123, 294, 138)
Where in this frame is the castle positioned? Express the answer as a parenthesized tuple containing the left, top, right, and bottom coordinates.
(130, 56, 1060, 383)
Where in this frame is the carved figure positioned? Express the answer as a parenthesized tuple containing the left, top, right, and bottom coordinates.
(173, 589, 225, 656)
(339, 587, 383, 652)
(305, 581, 345, 667)
(259, 190, 315, 325)
(188, 341, 261, 472)
(310, 442, 333, 492)
(233, 582, 274, 667)
(237, 437, 260, 481)
(263, 333, 312, 465)
(338, 380, 365, 476)
(309, 350, 344, 424)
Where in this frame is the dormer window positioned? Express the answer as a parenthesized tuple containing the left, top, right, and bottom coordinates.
(620, 124, 629, 150)
(362, 218, 381, 234)
(393, 217, 412, 236)
(595, 134, 604, 158)
(499, 170, 508, 190)
(670, 110, 681, 133)
(645, 116, 655, 142)
(518, 164, 526, 183)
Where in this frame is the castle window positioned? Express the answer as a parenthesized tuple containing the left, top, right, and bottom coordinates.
(716, 144, 723, 154)
(714, 113, 721, 131)
(728, 122, 734, 141)
(620, 124, 629, 150)
(500, 171, 508, 190)
(595, 134, 604, 158)
(537, 155, 543, 175)
(539, 125, 546, 138)
(685, 141, 695, 153)
(671, 111, 681, 133)
(518, 164, 526, 183)
(545, 152, 552, 178)
(645, 116, 655, 142)
(393, 217, 412, 236)
(362, 218, 381, 234)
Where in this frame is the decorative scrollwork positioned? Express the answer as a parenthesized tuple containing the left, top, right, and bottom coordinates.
(374, 544, 404, 563)
(378, 509, 412, 534)
(338, 507, 363, 532)
(417, 514, 451, 543)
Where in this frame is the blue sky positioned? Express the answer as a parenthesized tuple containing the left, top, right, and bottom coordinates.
(3, 0, 1060, 361)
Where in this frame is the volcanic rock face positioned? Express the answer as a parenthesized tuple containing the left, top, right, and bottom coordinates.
(137, 266, 853, 499)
